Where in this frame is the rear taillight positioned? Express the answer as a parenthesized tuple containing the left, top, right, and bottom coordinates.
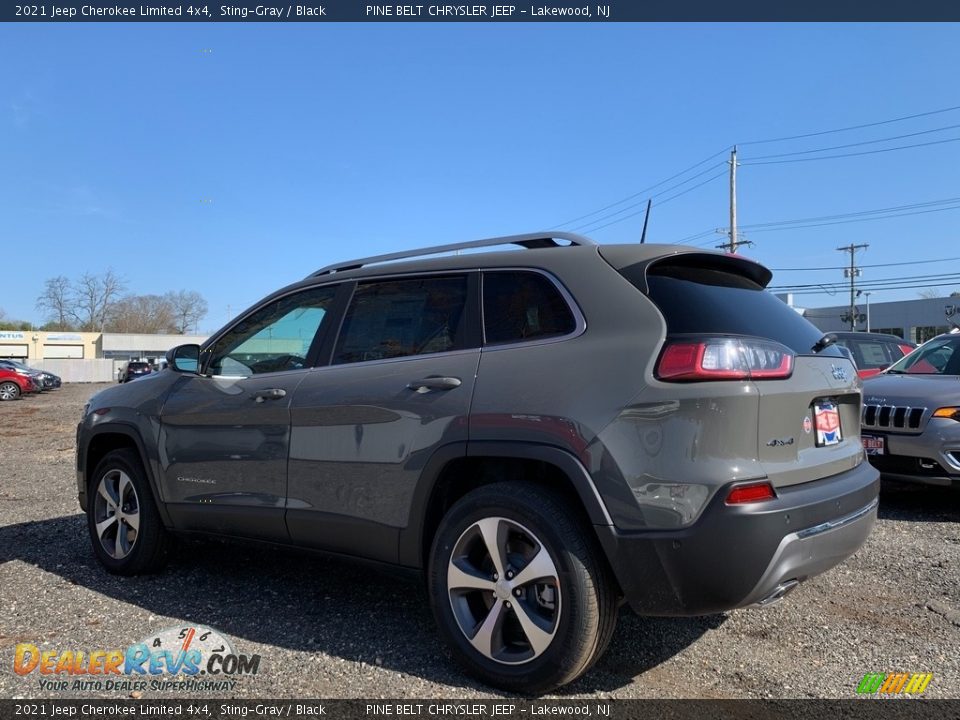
(726, 482, 776, 504)
(656, 336, 794, 382)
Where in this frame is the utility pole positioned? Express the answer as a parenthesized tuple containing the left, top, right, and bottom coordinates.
(838, 243, 869, 330)
(716, 147, 748, 254)
(729, 146, 738, 253)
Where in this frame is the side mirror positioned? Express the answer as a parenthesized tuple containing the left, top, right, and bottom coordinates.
(166, 344, 201, 374)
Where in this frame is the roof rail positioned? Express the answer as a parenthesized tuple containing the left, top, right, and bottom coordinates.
(309, 231, 595, 277)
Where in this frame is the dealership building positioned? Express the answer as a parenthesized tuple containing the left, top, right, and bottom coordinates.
(791, 295, 959, 344)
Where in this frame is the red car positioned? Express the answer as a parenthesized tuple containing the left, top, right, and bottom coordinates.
(832, 331, 917, 379)
(0, 367, 40, 401)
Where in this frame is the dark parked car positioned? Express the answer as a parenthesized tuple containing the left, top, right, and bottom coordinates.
(861, 332, 960, 487)
(76, 233, 878, 692)
(0, 366, 40, 400)
(831, 331, 916, 378)
(118, 361, 152, 383)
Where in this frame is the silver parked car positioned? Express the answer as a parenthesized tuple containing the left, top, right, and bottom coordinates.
(861, 332, 960, 486)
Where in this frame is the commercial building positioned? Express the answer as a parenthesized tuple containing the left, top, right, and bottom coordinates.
(796, 296, 959, 343)
(0, 330, 208, 383)
(0, 330, 100, 361)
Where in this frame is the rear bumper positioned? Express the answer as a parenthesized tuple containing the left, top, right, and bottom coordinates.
(597, 460, 879, 616)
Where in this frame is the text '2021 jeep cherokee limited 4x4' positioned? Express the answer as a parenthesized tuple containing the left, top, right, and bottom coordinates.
(76, 232, 879, 692)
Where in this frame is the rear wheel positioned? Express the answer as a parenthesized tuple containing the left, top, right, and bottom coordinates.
(0, 381, 21, 401)
(87, 449, 171, 575)
(428, 482, 617, 692)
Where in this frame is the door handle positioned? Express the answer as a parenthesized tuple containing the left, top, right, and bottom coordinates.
(406, 376, 462, 393)
(253, 388, 287, 403)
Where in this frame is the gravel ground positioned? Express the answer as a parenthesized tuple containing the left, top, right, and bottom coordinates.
(0, 383, 957, 700)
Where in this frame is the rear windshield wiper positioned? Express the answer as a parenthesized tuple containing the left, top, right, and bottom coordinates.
(811, 333, 837, 354)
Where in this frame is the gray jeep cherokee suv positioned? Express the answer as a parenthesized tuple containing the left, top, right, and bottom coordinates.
(76, 232, 879, 692)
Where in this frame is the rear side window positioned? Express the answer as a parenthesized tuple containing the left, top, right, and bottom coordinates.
(333, 275, 468, 364)
(483, 271, 576, 345)
(837, 339, 895, 369)
(637, 264, 843, 357)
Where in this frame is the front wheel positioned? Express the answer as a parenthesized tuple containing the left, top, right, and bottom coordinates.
(428, 482, 617, 693)
(0, 381, 21, 401)
(87, 449, 171, 575)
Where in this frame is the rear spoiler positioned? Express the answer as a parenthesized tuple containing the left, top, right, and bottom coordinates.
(598, 245, 773, 293)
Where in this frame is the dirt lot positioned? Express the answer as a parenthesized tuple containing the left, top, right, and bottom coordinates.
(1, 383, 957, 700)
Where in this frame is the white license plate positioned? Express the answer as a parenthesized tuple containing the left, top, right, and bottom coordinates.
(814, 401, 842, 446)
(862, 434, 885, 456)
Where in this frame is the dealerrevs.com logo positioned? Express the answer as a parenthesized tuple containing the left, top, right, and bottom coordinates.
(13, 625, 261, 693)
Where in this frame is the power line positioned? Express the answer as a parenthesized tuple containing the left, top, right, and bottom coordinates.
(782, 280, 960, 297)
(741, 122, 960, 161)
(555, 147, 731, 228)
(772, 271, 960, 291)
(738, 103, 960, 146)
(740, 135, 960, 165)
(742, 196, 960, 229)
(745, 203, 960, 234)
(568, 161, 726, 233)
(576, 170, 727, 235)
(772, 255, 960, 272)
(674, 197, 960, 245)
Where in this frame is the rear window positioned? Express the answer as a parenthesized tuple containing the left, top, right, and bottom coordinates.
(128, 362, 150, 369)
(636, 265, 842, 357)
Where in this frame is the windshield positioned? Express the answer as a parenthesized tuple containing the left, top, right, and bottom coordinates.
(886, 335, 960, 375)
(0, 360, 31, 371)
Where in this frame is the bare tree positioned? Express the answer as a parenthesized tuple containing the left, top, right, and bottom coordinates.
(72, 269, 126, 331)
(36, 276, 74, 330)
(166, 290, 208, 334)
(107, 294, 177, 334)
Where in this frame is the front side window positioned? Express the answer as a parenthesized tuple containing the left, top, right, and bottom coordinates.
(333, 276, 468, 364)
(482, 271, 576, 345)
(205, 286, 338, 377)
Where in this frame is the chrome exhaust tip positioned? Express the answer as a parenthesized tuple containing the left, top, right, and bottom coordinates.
(754, 579, 800, 607)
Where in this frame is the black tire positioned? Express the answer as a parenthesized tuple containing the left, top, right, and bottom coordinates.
(428, 482, 617, 693)
(87, 448, 171, 575)
(0, 381, 21, 401)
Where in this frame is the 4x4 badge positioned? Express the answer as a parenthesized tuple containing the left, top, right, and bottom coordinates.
(831, 364, 848, 381)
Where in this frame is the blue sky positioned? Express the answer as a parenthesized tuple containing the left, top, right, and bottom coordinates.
(2, 23, 959, 331)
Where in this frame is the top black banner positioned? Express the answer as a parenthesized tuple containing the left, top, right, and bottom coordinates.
(5, 0, 960, 22)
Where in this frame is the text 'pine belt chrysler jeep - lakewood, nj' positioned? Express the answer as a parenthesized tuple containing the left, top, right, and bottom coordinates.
(76, 232, 879, 692)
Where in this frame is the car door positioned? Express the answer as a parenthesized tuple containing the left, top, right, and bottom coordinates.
(158, 284, 342, 541)
(287, 273, 481, 563)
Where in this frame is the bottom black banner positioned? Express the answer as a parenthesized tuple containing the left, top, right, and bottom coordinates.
(0, 700, 954, 720)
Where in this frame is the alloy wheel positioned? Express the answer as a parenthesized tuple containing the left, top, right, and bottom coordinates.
(93, 469, 141, 559)
(0, 382, 19, 400)
(447, 516, 561, 665)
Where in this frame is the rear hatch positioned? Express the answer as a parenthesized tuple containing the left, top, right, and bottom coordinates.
(604, 248, 863, 489)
